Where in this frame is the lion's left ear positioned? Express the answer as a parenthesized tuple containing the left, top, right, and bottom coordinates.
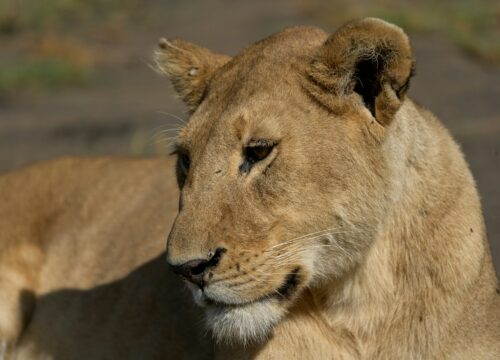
(154, 38, 231, 112)
(308, 18, 415, 125)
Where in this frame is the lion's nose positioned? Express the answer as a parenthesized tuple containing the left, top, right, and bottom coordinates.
(169, 247, 226, 288)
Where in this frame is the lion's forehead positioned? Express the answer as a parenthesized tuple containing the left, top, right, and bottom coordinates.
(238, 26, 328, 62)
(203, 28, 327, 103)
(177, 28, 329, 150)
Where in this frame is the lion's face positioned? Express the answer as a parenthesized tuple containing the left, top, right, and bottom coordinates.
(156, 19, 414, 344)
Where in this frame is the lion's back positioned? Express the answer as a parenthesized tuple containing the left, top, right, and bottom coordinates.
(0, 156, 211, 359)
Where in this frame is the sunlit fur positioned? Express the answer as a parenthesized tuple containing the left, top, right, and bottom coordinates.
(205, 299, 286, 346)
(157, 18, 500, 358)
(0, 18, 498, 360)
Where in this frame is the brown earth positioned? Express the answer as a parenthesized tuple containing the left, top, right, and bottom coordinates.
(0, 0, 498, 272)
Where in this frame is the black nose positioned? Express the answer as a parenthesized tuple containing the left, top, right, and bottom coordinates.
(170, 248, 226, 288)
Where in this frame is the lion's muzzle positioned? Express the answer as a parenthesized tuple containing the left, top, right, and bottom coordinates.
(168, 247, 226, 288)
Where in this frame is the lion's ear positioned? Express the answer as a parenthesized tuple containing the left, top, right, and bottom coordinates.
(308, 18, 414, 125)
(154, 38, 231, 112)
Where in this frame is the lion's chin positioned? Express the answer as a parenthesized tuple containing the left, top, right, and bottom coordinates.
(204, 298, 286, 345)
(185, 284, 286, 345)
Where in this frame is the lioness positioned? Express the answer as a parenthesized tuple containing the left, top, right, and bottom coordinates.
(0, 18, 498, 359)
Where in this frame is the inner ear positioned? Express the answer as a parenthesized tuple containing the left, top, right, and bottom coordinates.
(306, 18, 415, 126)
(353, 53, 385, 117)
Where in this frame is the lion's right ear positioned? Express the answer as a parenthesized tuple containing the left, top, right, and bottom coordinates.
(154, 38, 231, 112)
(307, 18, 414, 125)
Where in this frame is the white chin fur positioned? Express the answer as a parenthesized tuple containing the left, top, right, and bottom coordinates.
(204, 299, 286, 345)
(185, 282, 286, 345)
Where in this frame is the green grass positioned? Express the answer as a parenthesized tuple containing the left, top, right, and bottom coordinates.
(0, 0, 145, 33)
(0, 0, 148, 94)
(0, 58, 91, 94)
(302, 0, 500, 63)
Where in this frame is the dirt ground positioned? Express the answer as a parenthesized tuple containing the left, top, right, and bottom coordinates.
(0, 0, 499, 271)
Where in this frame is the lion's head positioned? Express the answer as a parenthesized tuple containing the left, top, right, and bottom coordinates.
(155, 18, 414, 344)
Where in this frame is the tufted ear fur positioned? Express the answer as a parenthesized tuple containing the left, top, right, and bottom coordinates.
(307, 18, 414, 125)
(154, 38, 231, 112)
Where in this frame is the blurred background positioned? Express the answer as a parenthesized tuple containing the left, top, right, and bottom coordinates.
(0, 0, 498, 271)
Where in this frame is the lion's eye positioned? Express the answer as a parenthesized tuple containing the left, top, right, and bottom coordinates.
(240, 141, 275, 174)
(246, 146, 272, 161)
(179, 153, 190, 176)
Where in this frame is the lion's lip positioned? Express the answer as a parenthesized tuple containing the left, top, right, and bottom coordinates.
(203, 267, 301, 308)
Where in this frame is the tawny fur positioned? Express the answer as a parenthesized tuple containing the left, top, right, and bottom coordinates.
(0, 18, 498, 359)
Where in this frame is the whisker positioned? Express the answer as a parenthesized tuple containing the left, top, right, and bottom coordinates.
(266, 232, 345, 254)
(235, 228, 348, 255)
(153, 128, 183, 135)
(267, 243, 352, 267)
(150, 123, 181, 132)
(242, 271, 284, 298)
(152, 130, 183, 140)
(265, 228, 346, 252)
(156, 111, 187, 124)
(152, 137, 179, 146)
(254, 270, 298, 276)
(265, 229, 332, 250)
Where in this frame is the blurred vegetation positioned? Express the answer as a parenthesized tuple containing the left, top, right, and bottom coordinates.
(0, 59, 89, 93)
(0, 0, 499, 96)
(0, 0, 152, 95)
(302, 0, 500, 63)
(0, 0, 147, 34)
(0, 33, 94, 95)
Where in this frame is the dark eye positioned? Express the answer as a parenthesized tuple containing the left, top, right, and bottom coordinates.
(246, 145, 273, 162)
(240, 141, 275, 173)
(179, 153, 190, 176)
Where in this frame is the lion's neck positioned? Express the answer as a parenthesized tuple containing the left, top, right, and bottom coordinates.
(311, 101, 493, 357)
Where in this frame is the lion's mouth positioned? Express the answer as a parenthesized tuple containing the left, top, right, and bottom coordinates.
(201, 267, 301, 308)
(275, 267, 300, 299)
